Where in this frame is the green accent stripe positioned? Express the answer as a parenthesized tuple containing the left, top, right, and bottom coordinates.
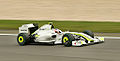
(71, 33, 93, 42)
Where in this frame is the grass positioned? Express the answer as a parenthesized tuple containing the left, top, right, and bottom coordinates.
(0, 20, 120, 33)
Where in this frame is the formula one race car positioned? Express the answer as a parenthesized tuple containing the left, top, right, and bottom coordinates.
(17, 22, 104, 47)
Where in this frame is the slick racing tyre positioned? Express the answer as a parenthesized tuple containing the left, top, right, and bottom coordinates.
(83, 30, 94, 38)
(62, 33, 75, 47)
(17, 33, 30, 46)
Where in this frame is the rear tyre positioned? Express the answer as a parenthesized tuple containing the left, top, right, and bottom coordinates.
(83, 30, 94, 38)
(17, 33, 30, 46)
(62, 33, 75, 47)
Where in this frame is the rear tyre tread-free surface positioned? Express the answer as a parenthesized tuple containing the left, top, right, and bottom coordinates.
(17, 33, 30, 46)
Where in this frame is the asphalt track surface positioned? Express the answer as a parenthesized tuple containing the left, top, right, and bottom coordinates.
(0, 36, 120, 61)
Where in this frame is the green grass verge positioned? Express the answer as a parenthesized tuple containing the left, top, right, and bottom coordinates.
(0, 20, 120, 33)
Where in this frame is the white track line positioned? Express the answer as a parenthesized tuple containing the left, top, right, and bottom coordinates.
(0, 34, 120, 39)
(103, 37, 120, 39)
(0, 34, 17, 36)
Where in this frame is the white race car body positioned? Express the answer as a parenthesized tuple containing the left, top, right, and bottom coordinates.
(18, 23, 104, 46)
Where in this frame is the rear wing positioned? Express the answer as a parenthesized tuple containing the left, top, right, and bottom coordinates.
(19, 23, 38, 35)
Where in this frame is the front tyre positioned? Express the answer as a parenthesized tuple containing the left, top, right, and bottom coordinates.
(62, 33, 75, 47)
(83, 30, 94, 38)
(17, 33, 30, 46)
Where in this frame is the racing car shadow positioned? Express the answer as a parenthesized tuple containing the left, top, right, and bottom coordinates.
(26, 42, 104, 47)
(27, 43, 63, 46)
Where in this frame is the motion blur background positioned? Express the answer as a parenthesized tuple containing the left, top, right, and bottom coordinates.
(0, 0, 120, 21)
(0, 0, 120, 34)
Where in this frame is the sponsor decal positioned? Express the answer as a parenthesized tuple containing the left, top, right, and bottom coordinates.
(21, 30, 27, 31)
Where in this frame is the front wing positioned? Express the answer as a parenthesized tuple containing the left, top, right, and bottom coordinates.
(72, 37, 104, 46)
